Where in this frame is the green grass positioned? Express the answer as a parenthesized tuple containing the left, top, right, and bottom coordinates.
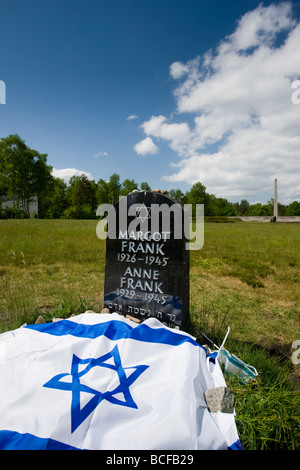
(190, 222, 300, 348)
(0, 219, 299, 449)
(226, 353, 300, 450)
(0, 219, 106, 329)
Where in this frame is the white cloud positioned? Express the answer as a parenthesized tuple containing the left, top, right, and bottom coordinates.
(127, 114, 138, 120)
(169, 61, 190, 79)
(231, 2, 295, 50)
(136, 2, 300, 203)
(94, 151, 108, 158)
(52, 168, 94, 183)
(133, 137, 159, 156)
(140, 115, 191, 155)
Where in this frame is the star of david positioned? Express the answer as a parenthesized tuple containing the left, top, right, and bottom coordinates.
(135, 203, 151, 223)
(43, 345, 149, 433)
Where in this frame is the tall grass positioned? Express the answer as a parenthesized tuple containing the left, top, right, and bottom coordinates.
(227, 351, 300, 450)
(0, 219, 105, 331)
(189, 300, 300, 450)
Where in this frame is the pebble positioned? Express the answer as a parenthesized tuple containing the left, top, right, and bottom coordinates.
(101, 308, 111, 314)
(204, 386, 235, 413)
(35, 315, 46, 324)
(125, 314, 141, 324)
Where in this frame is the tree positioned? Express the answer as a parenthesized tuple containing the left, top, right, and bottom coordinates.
(232, 202, 240, 215)
(107, 173, 121, 204)
(39, 177, 67, 218)
(96, 178, 109, 205)
(186, 182, 206, 203)
(169, 188, 186, 204)
(65, 174, 96, 218)
(74, 175, 96, 208)
(0, 134, 52, 216)
(239, 199, 249, 215)
(278, 203, 286, 216)
(186, 182, 210, 215)
(286, 201, 300, 216)
(245, 203, 271, 216)
(120, 178, 138, 196)
(140, 182, 151, 191)
(208, 195, 236, 216)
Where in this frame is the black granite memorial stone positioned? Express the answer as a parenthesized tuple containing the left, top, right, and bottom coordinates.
(104, 191, 189, 329)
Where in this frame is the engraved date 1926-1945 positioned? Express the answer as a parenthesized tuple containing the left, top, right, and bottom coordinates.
(117, 253, 169, 266)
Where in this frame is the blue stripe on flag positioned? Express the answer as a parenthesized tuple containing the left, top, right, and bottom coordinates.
(0, 430, 80, 450)
(228, 439, 243, 450)
(25, 319, 203, 349)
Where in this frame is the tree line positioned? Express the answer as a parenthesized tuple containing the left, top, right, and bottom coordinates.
(0, 134, 299, 219)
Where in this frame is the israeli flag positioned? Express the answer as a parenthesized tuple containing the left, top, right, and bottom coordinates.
(0, 313, 242, 450)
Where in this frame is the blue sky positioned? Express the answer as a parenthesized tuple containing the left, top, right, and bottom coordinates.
(1, 0, 300, 203)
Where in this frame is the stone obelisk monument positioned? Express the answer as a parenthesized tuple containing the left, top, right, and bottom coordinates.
(274, 178, 278, 218)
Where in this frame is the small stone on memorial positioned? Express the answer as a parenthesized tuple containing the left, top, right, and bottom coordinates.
(35, 315, 46, 324)
(125, 314, 141, 323)
(204, 386, 235, 413)
(101, 308, 111, 314)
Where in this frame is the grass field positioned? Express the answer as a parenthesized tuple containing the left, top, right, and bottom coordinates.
(0, 219, 299, 449)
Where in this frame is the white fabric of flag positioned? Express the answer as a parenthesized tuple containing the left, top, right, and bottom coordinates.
(0, 313, 242, 450)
